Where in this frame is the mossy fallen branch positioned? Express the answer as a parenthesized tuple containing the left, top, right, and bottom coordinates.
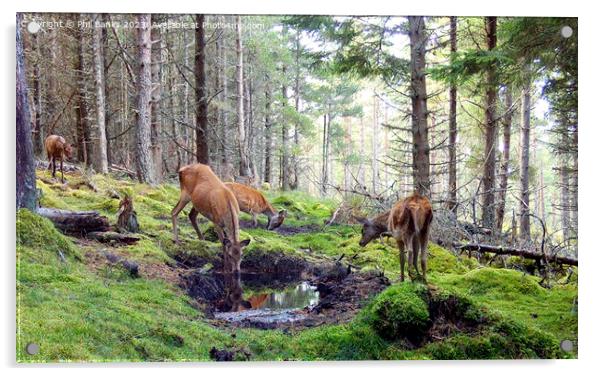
(452, 242, 577, 266)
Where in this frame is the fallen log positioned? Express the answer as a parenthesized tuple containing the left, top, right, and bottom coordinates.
(451, 242, 578, 266)
(86, 231, 140, 245)
(37, 207, 110, 235)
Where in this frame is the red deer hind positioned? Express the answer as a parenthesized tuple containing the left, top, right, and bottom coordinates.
(44, 135, 73, 183)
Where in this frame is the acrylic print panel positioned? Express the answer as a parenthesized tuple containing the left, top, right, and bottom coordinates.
(15, 12, 578, 362)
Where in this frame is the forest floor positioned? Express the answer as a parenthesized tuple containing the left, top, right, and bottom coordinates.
(16, 169, 578, 362)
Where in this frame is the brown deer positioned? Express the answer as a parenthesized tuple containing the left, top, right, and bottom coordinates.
(224, 182, 287, 230)
(171, 163, 250, 273)
(44, 135, 73, 183)
(355, 193, 433, 282)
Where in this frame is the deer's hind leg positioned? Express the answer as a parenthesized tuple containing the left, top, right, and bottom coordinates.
(419, 226, 430, 283)
(188, 207, 205, 241)
(410, 235, 422, 281)
(397, 239, 406, 282)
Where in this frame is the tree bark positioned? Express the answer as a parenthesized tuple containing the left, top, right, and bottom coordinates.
(519, 66, 532, 240)
(134, 14, 157, 184)
(30, 32, 44, 156)
(195, 14, 210, 165)
(75, 17, 91, 165)
(16, 13, 37, 210)
(371, 94, 379, 194)
(281, 65, 290, 190)
(151, 14, 164, 179)
(496, 86, 513, 231)
(447, 16, 458, 214)
(264, 84, 272, 184)
(220, 17, 229, 168)
(482, 16, 498, 229)
(235, 16, 252, 178)
(92, 14, 109, 173)
(408, 16, 431, 196)
(449, 242, 577, 267)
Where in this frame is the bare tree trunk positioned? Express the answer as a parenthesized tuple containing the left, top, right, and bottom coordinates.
(195, 14, 210, 165)
(359, 116, 366, 187)
(291, 30, 302, 189)
(92, 14, 109, 173)
(482, 16, 498, 229)
(408, 16, 431, 196)
(220, 18, 229, 168)
(236, 16, 252, 178)
(75, 17, 91, 165)
(519, 66, 532, 240)
(102, 14, 112, 166)
(281, 65, 291, 190)
(371, 95, 379, 194)
(151, 14, 164, 180)
(16, 13, 37, 210)
(344, 116, 352, 194)
(134, 14, 157, 184)
(30, 32, 44, 156)
(447, 16, 458, 214)
(264, 84, 272, 184)
(496, 86, 512, 231)
(321, 113, 329, 195)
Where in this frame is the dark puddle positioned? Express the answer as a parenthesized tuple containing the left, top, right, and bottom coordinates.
(180, 249, 390, 330)
(238, 219, 321, 236)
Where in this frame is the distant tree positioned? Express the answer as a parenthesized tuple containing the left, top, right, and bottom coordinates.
(92, 14, 109, 173)
(195, 14, 209, 165)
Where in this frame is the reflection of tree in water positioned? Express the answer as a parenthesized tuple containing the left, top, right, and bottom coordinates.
(259, 282, 319, 310)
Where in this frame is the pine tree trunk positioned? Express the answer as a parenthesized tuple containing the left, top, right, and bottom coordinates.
(447, 16, 458, 214)
(482, 16, 498, 229)
(194, 14, 209, 165)
(291, 31, 302, 189)
(92, 15, 109, 174)
(16, 13, 37, 210)
(235, 16, 251, 178)
(519, 66, 532, 240)
(220, 18, 229, 168)
(30, 32, 44, 156)
(134, 14, 157, 184)
(359, 116, 366, 187)
(408, 16, 431, 196)
(151, 14, 164, 179)
(75, 17, 91, 165)
(321, 113, 329, 195)
(496, 87, 512, 231)
(102, 14, 112, 166)
(281, 66, 290, 190)
(371, 95, 379, 194)
(264, 85, 272, 184)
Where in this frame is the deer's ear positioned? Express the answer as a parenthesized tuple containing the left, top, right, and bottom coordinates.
(279, 209, 287, 217)
(240, 239, 251, 247)
(222, 238, 232, 247)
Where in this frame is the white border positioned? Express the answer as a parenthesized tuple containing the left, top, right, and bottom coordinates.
(2, 1, 598, 375)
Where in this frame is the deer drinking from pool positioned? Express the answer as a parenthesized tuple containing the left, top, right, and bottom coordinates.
(224, 182, 287, 230)
(355, 193, 433, 282)
(171, 163, 250, 274)
(44, 135, 73, 183)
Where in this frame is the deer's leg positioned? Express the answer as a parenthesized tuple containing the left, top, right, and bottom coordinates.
(188, 207, 205, 241)
(397, 239, 406, 282)
(60, 158, 65, 183)
(215, 226, 231, 273)
(252, 212, 258, 227)
(419, 228, 430, 283)
(411, 235, 421, 281)
(51, 157, 56, 178)
(171, 194, 191, 242)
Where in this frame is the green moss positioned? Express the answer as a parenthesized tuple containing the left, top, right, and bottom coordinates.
(368, 283, 430, 340)
(16, 209, 81, 261)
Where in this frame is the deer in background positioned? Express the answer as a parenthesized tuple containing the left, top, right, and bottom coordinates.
(44, 135, 73, 183)
(355, 193, 433, 282)
(224, 182, 287, 230)
(171, 163, 250, 273)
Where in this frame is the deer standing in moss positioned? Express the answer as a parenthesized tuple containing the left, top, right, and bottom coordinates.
(355, 193, 433, 282)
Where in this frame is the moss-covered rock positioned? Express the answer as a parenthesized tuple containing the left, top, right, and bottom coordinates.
(368, 283, 430, 341)
(16, 209, 81, 260)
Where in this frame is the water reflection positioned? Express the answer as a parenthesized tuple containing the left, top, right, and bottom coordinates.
(218, 273, 319, 313)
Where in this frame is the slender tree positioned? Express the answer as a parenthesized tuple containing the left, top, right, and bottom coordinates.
(482, 16, 498, 229)
(519, 64, 532, 240)
(195, 14, 210, 165)
(408, 16, 431, 196)
(135, 14, 157, 184)
(496, 87, 513, 230)
(447, 16, 458, 214)
(236, 16, 252, 178)
(16, 13, 37, 210)
(92, 14, 109, 173)
(151, 14, 164, 179)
